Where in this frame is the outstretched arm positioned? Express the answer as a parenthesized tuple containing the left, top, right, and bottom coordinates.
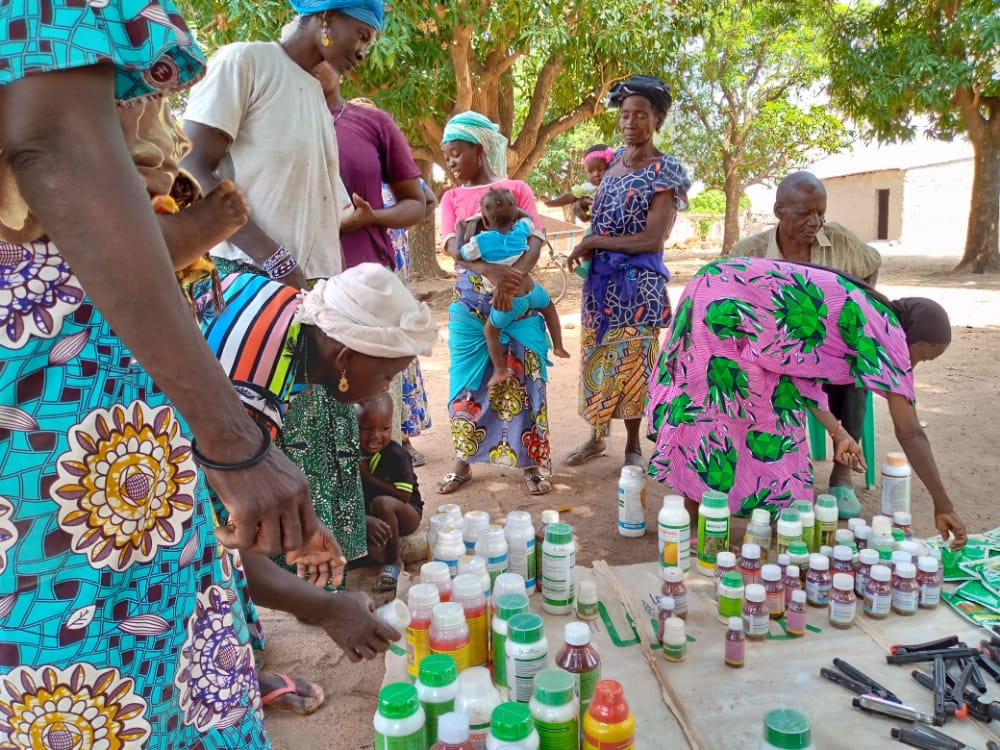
(0, 64, 315, 554)
(886, 393, 967, 549)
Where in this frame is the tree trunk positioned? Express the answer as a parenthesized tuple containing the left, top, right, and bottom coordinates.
(954, 130, 1000, 273)
(721, 173, 743, 255)
(408, 214, 448, 281)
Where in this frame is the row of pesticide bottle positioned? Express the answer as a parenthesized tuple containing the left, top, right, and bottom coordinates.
(426, 506, 576, 614)
(379, 627, 631, 749)
(655, 489, 922, 580)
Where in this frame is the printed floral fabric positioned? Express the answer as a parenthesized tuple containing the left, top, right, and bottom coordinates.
(0, 240, 267, 748)
(646, 257, 915, 516)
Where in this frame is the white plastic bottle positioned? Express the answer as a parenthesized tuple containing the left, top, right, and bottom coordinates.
(421, 561, 453, 602)
(505, 613, 549, 703)
(617, 465, 647, 537)
(541, 523, 576, 614)
(658, 494, 690, 575)
(697, 491, 731, 576)
(794, 500, 816, 553)
(504, 511, 537, 595)
(528, 669, 579, 750)
(743, 508, 772, 550)
(463, 511, 492, 555)
(436, 503, 464, 526)
(454, 667, 502, 750)
(475, 526, 510, 587)
(881, 452, 912, 516)
(486, 702, 540, 750)
(427, 514, 452, 561)
(434, 527, 466, 577)
(415, 653, 460, 748)
(458, 555, 491, 598)
(374, 682, 427, 750)
(775, 508, 803, 557)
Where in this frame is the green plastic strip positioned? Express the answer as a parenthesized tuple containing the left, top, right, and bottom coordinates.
(598, 600, 641, 647)
(389, 642, 406, 656)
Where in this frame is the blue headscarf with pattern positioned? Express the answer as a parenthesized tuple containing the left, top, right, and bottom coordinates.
(288, 0, 384, 31)
(441, 111, 508, 179)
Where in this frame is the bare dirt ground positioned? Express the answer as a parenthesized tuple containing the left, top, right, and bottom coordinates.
(263, 247, 1000, 749)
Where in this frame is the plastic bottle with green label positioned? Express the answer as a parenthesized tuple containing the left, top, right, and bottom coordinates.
(697, 491, 730, 576)
(813, 494, 838, 551)
(416, 654, 459, 748)
(505, 613, 550, 703)
(486, 702, 540, 750)
(541, 523, 576, 614)
(492, 592, 530, 691)
(530, 669, 579, 750)
(554, 621, 601, 723)
(374, 682, 427, 750)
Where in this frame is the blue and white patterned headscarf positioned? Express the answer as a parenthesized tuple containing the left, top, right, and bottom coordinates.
(441, 111, 508, 179)
(288, 0, 384, 31)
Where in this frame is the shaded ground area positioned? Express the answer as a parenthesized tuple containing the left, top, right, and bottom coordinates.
(264, 247, 1000, 749)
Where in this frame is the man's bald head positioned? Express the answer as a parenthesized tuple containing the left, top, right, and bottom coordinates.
(775, 171, 826, 205)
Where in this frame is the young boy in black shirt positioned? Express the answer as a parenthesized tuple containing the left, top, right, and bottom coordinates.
(357, 392, 423, 592)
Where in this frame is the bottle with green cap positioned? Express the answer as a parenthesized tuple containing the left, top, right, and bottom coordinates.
(794, 500, 815, 552)
(374, 682, 426, 750)
(759, 708, 814, 750)
(486, 702, 540, 750)
(542, 523, 576, 614)
(505, 613, 549, 703)
(787, 541, 810, 586)
(697, 491, 730, 576)
(493, 593, 530, 691)
(529, 669, 579, 750)
(775, 508, 802, 557)
(416, 654, 459, 748)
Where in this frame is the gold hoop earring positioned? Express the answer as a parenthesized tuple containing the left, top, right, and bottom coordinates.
(321, 27, 332, 47)
(338, 373, 350, 392)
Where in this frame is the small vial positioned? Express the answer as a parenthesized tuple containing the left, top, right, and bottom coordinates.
(785, 589, 807, 637)
(713, 551, 737, 601)
(828, 573, 857, 629)
(855, 549, 879, 597)
(854, 525, 871, 551)
(657, 596, 676, 643)
(831, 545, 855, 583)
(662, 617, 686, 662)
(788, 542, 810, 586)
(864, 564, 892, 620)
(805, 554, 831, 608)
(742, 584, 769, 641)
(892, 562, 919, 616)
(917, 556, 942, 609)
(834, 529, 854, 547)
(782, 565, 802, 607)
(761, 564, 785, 619)
(576, 580, 599, 621)
(724, 616, 745, 668)
(738, 544, 763, 587)
(892, 512, 913, 540)
(776, 553, 791, 577)
(660, 568, 688, 619)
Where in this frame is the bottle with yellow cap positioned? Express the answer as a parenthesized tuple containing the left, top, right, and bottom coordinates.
(582, 679, 634, 750)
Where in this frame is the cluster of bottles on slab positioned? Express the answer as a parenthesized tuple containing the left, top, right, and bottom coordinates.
(374, 668, 635, 750)
(385, 504, 626, 749)
(651, 475, 939, 668)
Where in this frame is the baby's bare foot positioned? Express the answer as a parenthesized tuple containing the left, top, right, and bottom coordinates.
(553, 347, 571, 358)
(487, 369, 513, 389)
(161, 180, 249, 270)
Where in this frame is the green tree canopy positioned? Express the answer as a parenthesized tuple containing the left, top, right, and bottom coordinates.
(821, 0, 1000, 272)
(662, 0, 850, 254)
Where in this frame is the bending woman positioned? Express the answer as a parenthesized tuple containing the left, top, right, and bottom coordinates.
(437, 112, 553, 496)
(566, 75, 690, 469)
(197, 263, 437, 708)
(646, 257, 967, 549)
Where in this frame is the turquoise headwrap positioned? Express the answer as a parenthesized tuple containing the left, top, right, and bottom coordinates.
(288, 0, 383, 31)
(441, 111, 508, 179)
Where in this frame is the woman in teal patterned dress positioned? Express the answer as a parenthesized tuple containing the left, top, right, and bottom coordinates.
(0, 1, 322, 747)
(646, 257, 967, 548)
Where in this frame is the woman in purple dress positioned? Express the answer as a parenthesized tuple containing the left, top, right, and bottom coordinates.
(646, 257, 967, 548)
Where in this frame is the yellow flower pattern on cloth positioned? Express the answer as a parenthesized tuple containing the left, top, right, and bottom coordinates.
(0, 663, 151, 749)
(450, 417, 486, 462)
(50, 401, 196, 571)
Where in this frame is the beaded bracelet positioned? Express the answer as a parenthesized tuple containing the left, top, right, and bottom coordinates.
(262, 245, 299, 279)
(191, 420, 272, 471)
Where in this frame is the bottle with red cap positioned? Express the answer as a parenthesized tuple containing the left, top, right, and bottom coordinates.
(582, 679, 635, 750)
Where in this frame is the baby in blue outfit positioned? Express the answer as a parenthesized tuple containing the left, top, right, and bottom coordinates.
(460, 188, 569, 387)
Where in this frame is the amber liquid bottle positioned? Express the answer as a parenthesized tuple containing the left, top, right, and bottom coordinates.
(555, 621, 602, 721)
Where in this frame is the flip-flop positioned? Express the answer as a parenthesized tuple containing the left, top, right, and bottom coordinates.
(525, 472, 552, 495)
(260, 673, 325, 715)
(374, 564, 401, 592)
(402, 442, 426, 467)
(829, 485, 862, 520)
(436, 472, 471, 495)
(564, 442, 607, 467)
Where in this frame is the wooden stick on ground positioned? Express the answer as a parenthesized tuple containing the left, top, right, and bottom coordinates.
(593, 560, 708, 750)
